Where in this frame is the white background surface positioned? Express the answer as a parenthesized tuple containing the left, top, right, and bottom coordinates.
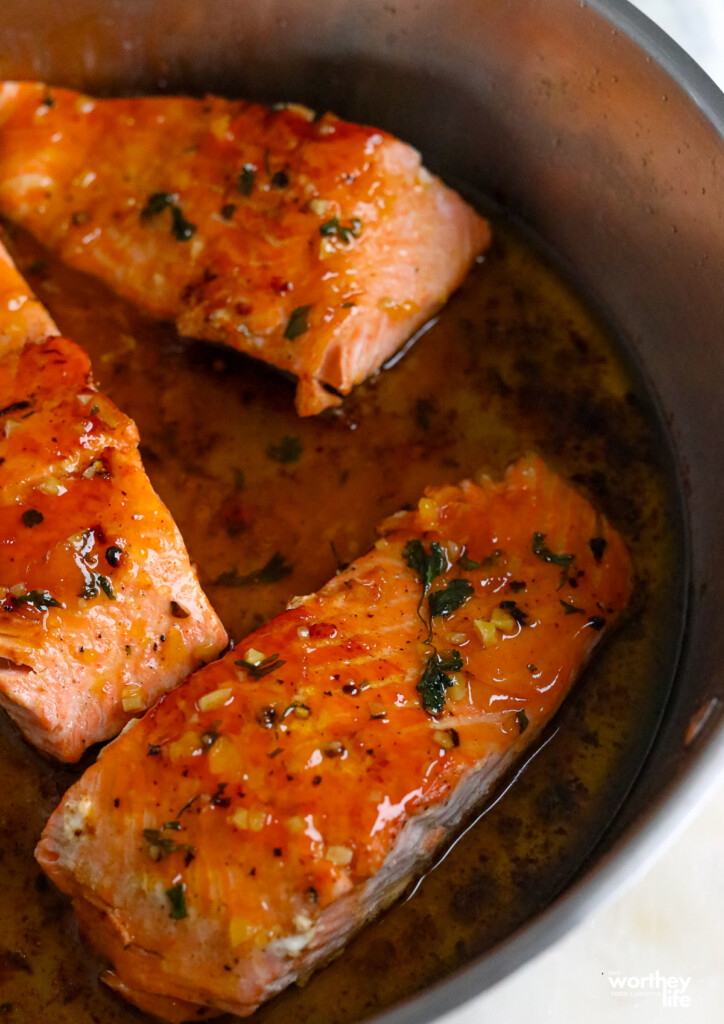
(434, 3, 724, 1023)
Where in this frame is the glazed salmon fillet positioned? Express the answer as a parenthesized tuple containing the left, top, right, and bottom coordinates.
(0, 240, 228, 761)
(0, 82, 490, 415)
(37, 456, 632, 1019)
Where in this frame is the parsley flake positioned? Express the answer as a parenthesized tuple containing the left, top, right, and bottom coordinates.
(284, 306, 312, 340)
(428, 579, 475, 618)
(532, 532, 574, 572)
(417, 651, 461, 715)
(141, 192, 196, 241)
(319, 216, 362, 244)
(235, 653, 286, 678)
(238, 164, 255, 196)
(11, 589, 62, 611)
(165, 882, 188, 920)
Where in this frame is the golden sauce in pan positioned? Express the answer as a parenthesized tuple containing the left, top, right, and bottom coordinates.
(0, 217, 683, 1022)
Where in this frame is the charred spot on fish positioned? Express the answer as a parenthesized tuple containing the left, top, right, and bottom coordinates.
(499, 600, 528, 625)
(589, 537, 607, 562)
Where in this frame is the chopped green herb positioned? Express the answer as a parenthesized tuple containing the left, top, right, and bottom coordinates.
(21, 509, 43, 528)
(177, 794, 200, 817)
(89, 403, 99, 416)
(147, 743, 161, 755)
(482, 548, 504, 567)
(437, 649, 463, 672)
(220, 202, 236, 220)
(267, 436, 303, 463)
(238, 164, 255, 195)
(143, 828, 195, 862)
(235, 652, 286, 679)
(215, 551, 293, 587)
(417, 653, 455, 715)
(165, 882, 188, 920)
(141, 192, 196, 241)
(516, 709, 529, 733)
(428, 578, 475, 618)
(532, 532, 574, 572)
(268, 747, 283, 759)
(98, 575, 115, 600)
(559, 599, 584, 615)
(527, 663, 538, 674)
(41, 93, 54, 107)
(319, 216, 362, 244)
(11, 589, 62, 611)
(589, 537, 607, 562)
(163, 820, 181, 830)
(403, 540, 446, 594)
(457, 553, 482, 571)
(79, 572, 115, 601)
(284, 305, 312, 340)
(142, 191, 174, 217)
(586, 616, 606, 631)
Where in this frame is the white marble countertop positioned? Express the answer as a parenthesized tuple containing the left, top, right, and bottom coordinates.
(434, 4, 724, 1023)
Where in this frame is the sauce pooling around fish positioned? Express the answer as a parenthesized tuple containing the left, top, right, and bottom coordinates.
(0, 218, 682, 1023)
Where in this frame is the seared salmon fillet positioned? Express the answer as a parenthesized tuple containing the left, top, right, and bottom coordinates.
(0, 82, 490, 415)
(0, 241, 228, 761)
(37, 456, 631, 1018)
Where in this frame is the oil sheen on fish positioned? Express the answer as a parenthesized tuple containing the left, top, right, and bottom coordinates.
(36, 456, 632, 1018)
(0, 240, 228, 761)
(0, 82, 490, 415)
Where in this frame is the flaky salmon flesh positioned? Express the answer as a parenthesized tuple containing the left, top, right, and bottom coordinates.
(37, 456, 632, 1020)
(0, 82, 490, 416)
(0, 239, 227, 761)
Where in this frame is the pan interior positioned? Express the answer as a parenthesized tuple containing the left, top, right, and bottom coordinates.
(0, 197, 685, 1020)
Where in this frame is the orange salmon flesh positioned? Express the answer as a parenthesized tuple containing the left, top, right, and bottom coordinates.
(36, 456, 632, 1018)
(0, 240, 227, 761)
(0, 83, 490, 415)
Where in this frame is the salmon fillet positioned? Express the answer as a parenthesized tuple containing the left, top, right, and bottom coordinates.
(0, 240, 228, 761)
(36, 456, 632, 1018)
(0, 82, 490, 416)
